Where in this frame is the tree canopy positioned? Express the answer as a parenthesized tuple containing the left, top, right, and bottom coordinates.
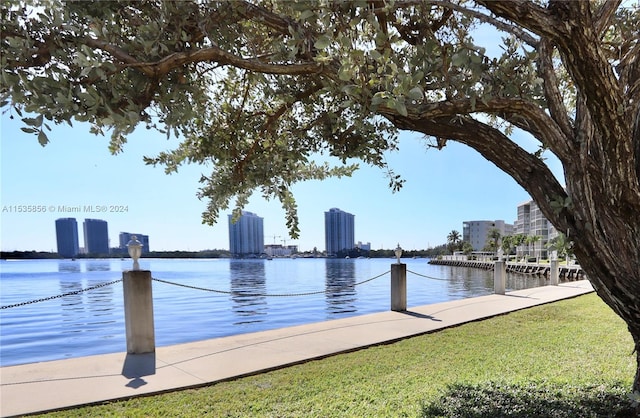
(2, 0, 640, 398)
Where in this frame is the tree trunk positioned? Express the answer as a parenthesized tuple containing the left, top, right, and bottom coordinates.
(387, 109, 640, 395)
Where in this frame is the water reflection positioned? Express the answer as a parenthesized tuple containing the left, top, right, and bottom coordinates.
(445, 265, 551, 297)
(86, 279, 116, 320)
(446, 266, 493, 297)
(229, 260, 267, 325)
(507, 273, 548, 290)
(58, 261, 81, 273)
(324, 259, 357, 315)
(86, 261, 111, 272)
(59, 280, 85, 322)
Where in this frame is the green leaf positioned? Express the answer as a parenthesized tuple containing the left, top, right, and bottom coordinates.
(407, 87, 423, 101)
(37, 129, 49, 146)
(23, 117, 40, 126)
(338, 67, 353, 81)
(451, 51, 467, 67)
(371, 92, 387, 105)
(298, 10, 315, 20)
(370, 50, 382, 60)
(470, 53, 482, 64)
(396, 101, 408, 117)
(314, 35, 331, 50)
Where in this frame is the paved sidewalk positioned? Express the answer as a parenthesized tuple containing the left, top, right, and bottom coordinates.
(0, 280, 593, 417)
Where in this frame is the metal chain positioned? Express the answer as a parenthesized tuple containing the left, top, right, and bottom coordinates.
(1, 279, 123, 309)
(152, 277, 234, 295)
(152, 270, 390, 297)
(407, 269, 450, 281)
(2, 270, 392, 310)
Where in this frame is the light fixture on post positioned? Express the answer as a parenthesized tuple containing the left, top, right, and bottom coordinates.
(126, 235, 143, 271)
(394, 243, 403, 264)
(391, 243, 406, 311)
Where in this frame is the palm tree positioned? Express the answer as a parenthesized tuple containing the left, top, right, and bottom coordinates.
(485, 228, 502, 253)
(446, 230, 461, 254)
(461, 241, 474, 255)
(501, 235, 514, 260)
(546, 233, 574, 265)
(510, 234, 527, 260)
(525, 235, 542, 262)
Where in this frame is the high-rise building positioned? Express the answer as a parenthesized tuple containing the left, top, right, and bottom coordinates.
(514, 199, 558, 258)
(119, 232, 150, 254)
(324, 208, 355, 256)
(83, 219, 109, 255)
(55, 218, 79, 258)
(228, 211, 264, 257)
(462, 220, 514, 251)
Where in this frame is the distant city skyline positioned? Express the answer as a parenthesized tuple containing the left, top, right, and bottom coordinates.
(51, 217, 152, 256)
(1, 110, 564, 252)
(39, 196, 556, 257)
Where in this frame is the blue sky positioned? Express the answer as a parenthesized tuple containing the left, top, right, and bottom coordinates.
(1, 109, 563, 253)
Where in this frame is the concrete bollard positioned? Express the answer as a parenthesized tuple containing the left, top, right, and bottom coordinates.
(391, 263, 407, 311)
(550, 259, 559, 285)
(123, 270, 155, 354)
(494, 260, 506, 295)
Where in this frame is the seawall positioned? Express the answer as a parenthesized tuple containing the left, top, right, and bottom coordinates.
(428, 259, 586, 280)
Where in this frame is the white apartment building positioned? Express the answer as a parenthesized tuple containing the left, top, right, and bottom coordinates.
(264, 244, 298, 257)
(462, 220, 514, 251)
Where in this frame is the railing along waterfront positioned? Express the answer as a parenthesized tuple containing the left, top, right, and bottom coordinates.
(1, 257, 564, 365)
(2, 265, 479, 311)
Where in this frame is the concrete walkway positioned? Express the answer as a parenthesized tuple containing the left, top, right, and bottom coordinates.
(0, 280, 593, 417)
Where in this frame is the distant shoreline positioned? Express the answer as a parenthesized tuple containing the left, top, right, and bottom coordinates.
(1, 248, 445, 260)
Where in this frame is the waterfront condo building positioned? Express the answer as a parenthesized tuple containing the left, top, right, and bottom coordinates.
(55, 218, 79, 258)
(228, 211, 264, 257)
(83, 219, 109, 255)
(514, 199, 558, 259)
(119, 232, 150, 254)
(324, 208, 355, 256)
(463, 220, 514, 251)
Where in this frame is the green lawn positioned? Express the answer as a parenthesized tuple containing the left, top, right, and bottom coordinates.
(39, 293, 635, 417)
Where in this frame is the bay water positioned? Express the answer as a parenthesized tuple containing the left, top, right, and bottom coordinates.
(0, 257, 547, 366)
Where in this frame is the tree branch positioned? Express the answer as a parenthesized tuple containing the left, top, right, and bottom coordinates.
(401, 96, 572, 161)
(234, 0, 298, 36)
(536, 38, 574, 140)
(620, 41, 640, 105)
(395, 0, 539, 47)
(83, 37, 326, 80)
(383, 111, 569, 230)
(477, 0, 565, 40)
(480, 0, 639, 208)
(83, 38, 156, 77)
(594, 0, 623, 37)
(264, 82, 323, 131)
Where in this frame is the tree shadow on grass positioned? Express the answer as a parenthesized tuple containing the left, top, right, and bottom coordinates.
(421, 381, 636, 418)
